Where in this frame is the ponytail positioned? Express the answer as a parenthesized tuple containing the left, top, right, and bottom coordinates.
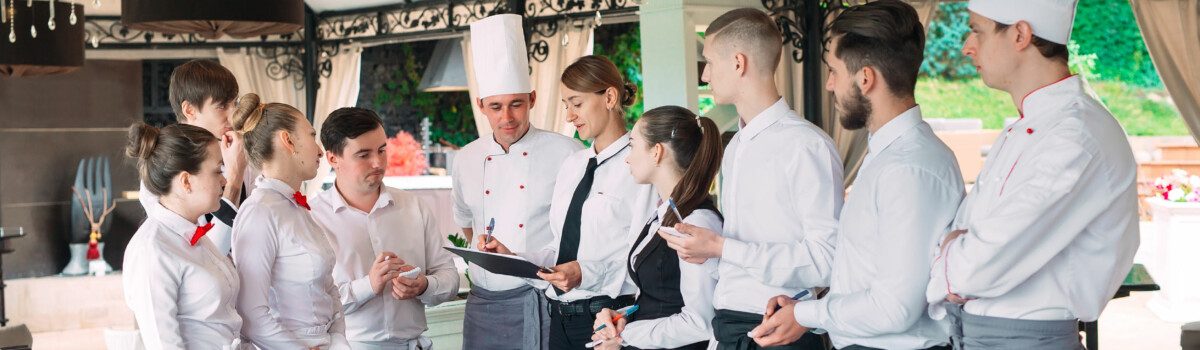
(637, 106, 724, 226)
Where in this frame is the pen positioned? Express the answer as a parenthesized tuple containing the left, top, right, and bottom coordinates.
(586, 305, 640, 348)
(593, 305, 639, 333)
(748, 290, 811, 338)
(485, 218, 495, 244)
(667, 198, 685, 223)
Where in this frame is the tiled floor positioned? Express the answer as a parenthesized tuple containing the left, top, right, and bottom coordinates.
(28, 291, 1185, 350)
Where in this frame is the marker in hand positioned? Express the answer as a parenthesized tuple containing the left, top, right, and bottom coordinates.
(747, 290, 810, 338)
(586, 305, 640, 348)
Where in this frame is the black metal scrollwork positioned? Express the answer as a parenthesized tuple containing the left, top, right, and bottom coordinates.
(761, 0, 854, 63)
(250, 46, 306, 90)
(83, 16, 300, 48)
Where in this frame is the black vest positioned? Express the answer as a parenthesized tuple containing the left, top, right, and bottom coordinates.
(624, 199, 722, 350)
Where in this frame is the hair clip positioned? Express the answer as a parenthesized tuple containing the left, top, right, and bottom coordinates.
(670, 126, 677, 139)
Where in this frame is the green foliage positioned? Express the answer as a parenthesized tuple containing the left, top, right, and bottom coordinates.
(916, 78, 1187, 136)
(1068, 41, 1101, 81)
(916, 78, 1015, 129)
(921, 0, 1162, 88)
(1072, 0, 1161, 88)
(447, 233, 472, 286)
(594, 23, 644, 129)
(371, 43, 478, 147)
(920, 2, 975, 79)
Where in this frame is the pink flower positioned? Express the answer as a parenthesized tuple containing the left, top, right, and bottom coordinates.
(385, 131, 429, 177)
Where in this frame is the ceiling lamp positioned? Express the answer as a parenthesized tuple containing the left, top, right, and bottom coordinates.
(0, 0, 85, 77)
(418, 38, 469, 92)
(120, 0, 303, 39)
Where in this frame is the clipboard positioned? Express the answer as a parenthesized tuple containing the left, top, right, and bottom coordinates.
(444, 247, 544, 279)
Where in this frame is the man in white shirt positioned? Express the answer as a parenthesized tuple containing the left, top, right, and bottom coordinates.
(453, 14, 585, 350)
(925, 1, 1139, 349)
(138, 59, 259, 256)
(661, 8, 843, 350)
(310, 107, 461, 350)
(750, 2, 960, 349)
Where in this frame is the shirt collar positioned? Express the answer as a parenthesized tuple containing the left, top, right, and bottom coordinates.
(1020, 75, 1082, 121)
(486, 126, 541, 155)
(146, 200, 203, 241)
(654, 200, 672, 222)
(737, 98, 790, 141)
(320, 182, 394, 214)
(591, 132, 631, 164)
(254, 176, 306, 209)
(867, 105, 924, 156)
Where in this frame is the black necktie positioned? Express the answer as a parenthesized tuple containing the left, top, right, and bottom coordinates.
(557, 157, 598, 266)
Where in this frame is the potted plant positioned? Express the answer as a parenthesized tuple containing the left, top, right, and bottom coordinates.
(1145, 169, 1200, 322)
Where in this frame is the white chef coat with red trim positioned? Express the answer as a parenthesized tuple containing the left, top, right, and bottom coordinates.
(451, 126, 585, 291)
(927, 75, 1140, 322)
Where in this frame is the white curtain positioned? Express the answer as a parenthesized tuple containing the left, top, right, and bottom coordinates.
(308, 43, 364, 195)
(219, 45, 363, 196)
(529, 20, 596, 137)
(217, 47, 306, 107)
(462, 20, 596, 137)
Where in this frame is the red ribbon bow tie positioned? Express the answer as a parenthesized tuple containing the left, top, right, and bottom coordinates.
(190, 222, 215, 246)
(293, 191, 311, 210)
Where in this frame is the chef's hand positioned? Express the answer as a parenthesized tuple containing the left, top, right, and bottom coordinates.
(477, 236, 513, 255)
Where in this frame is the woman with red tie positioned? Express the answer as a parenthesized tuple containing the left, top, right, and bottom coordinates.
(122, 122, 244, 350)
(228, 93, 350, 350)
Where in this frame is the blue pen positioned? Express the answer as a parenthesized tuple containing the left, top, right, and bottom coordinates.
(486, 218, 495, 244)
(749, 290, 812, 338)
(773, 290, 810, 312)
(667, 198, 685, 223)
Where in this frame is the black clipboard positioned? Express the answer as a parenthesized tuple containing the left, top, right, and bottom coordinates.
(444, 247, 543, 279)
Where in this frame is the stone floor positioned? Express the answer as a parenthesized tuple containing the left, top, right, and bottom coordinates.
(28, 291, 1185, 350)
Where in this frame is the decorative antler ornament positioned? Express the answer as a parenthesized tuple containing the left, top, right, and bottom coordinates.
(72, 185, 115, 260)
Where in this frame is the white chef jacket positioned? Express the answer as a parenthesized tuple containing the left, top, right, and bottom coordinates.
(714, 98, 844, 314)
(792, 106, 960, 349)
(517, 133, 658, 301)
(123, 200, 242, 350)
(309, 184, 461, 344)
(138, 164, 259, 256)
(451, 126, 584, 291)
(621, 202, 722, 349)
(927, 75, 1140, 322)
(232, 176, 349, 349)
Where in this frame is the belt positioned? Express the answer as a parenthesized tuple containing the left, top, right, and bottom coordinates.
(549, 294, 635, 317)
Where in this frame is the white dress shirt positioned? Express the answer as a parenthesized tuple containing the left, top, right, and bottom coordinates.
(792, 106, 960, 349)
(309, 185, 461, 345)
(138, 164, 259, 256)
(927, 75, 1140, 322)
(714, 98, 844, 314)
(123, 200, 242, 350)
(621, 202, 722, 349)
(517, 133, 658, 301)
(451, 127, 584, 291)
(232, 177, 350, 349)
